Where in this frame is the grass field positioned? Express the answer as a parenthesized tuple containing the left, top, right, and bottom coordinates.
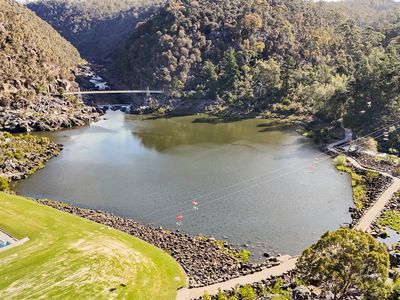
(0, 192, 186, 299)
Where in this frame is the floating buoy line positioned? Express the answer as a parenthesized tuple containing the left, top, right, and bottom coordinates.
(146, 119, 400, 227)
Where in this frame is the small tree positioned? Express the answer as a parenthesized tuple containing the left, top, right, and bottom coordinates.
(297, 228, 390, 299)
(353, 137, 378, 154)
(219, 48, 240, 95)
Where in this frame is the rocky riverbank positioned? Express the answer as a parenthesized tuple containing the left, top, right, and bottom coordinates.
(0, 132, 62, 180)
(341, 165, 393, 228)
(370, 192, 400, 238)
(194, 272, 341, 300)
(352, 152, 400, 178)
(0, 95, 101, 133)
(37, 199, 282, 288)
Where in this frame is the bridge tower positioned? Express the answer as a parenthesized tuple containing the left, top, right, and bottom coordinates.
(146, 87, 150, 97)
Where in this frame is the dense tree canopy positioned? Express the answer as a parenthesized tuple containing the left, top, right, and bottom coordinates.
(297, 228, 390, 299)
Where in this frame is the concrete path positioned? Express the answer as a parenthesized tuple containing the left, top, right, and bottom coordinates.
(327, 124, 400, 232)
(176, 256, 298, 300)
(327, 121, 353, 150)
(346, 156, 400, 232)
(356, 177, 400, 232)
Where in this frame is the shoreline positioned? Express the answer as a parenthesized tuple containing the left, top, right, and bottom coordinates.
(36, 199, 283, 288)
(0, 132, 63, 181)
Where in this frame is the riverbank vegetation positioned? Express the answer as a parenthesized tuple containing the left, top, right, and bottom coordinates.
(196, 236, 251, 264)
(0, 192, 186, 299)
(375, 191, 400, 233)
(379, 210, 400, 232)
(336, 165, 366, 209)
(334, 156, 368, 209)
(0, 177, 9, 192)
(0, 132, 62, 180)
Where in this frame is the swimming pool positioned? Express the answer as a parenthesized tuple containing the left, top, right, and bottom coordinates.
(0, 240, 11, 248)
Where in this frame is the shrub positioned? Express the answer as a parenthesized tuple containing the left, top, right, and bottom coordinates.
(237, 250, 251, 263)
(203, 291, 211, 300)
(333, 155, 347, 167)
(365, 170, 379, 183)
(0, 177, 10, 191)
(394, 166, 400, 177)
(379, 211, 400, 232)
(355, 137, 378, 154)
(217, 289, 228, 300)
(353, 184, 367, 209)
(238, 285, 257, 300)
(268, 279, 291, 299)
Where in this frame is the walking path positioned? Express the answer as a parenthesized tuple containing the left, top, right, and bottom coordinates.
(176, 123, 400, 299)
(327, 123, 400, 232)
(347, 156, 400, 232)
(176, 256, 298, 300)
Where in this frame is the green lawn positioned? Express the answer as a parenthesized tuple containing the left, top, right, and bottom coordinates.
(0, 192, 186, 299)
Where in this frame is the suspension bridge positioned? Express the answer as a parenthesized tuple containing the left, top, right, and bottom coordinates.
(63, 88, 164, 97)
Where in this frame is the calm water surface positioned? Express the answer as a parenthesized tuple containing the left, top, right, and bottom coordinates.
(16, 111, 353, 257)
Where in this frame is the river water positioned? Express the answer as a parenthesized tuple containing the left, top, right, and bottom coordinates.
(16, 111, 353, 257)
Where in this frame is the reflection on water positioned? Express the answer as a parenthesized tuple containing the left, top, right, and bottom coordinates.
(16, 111, 353, 257)
(131, 115, 293, 152)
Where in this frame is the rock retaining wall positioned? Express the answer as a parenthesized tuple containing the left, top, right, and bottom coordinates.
(37, 199, 281, 288)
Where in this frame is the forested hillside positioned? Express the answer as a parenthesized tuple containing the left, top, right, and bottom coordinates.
(24, 0, 400, 152)
(28, 0, 163, 62)
(321, 0, 400, 27)
(0, 0, 99, 132)
(111, 0, 399, 151)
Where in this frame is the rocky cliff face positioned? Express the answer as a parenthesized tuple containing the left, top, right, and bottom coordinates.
(0, 0, 100, 132)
